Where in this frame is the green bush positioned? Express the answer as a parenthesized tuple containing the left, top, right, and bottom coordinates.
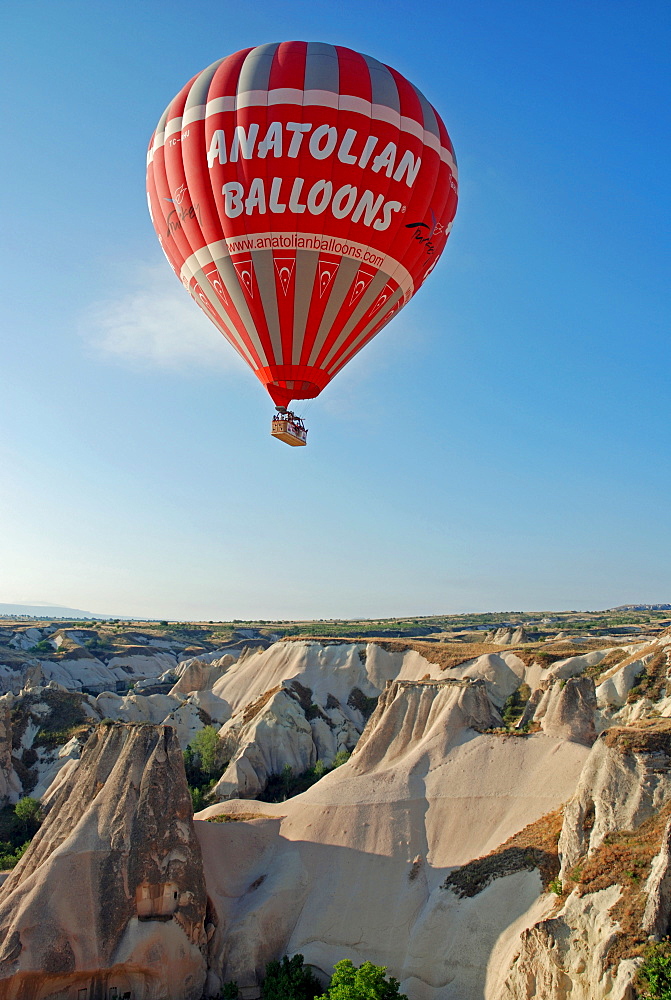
(262, 954, 321, 1000)
(502, 684, 531, 729)
(347, 688, 378, 720)
(637, 940, 671, 999)
(220, 982, 239, 998)
(190, 786, 205, 812)
(259, 759, 333, 803)
(30, 639, 53, 655)
(31, 691, 87, 746)
(0, 797, 43, 869)
(14, 797, 42, 837)
(0, 839, 30, 870)
(332, 750, 351, 768)
(316, 959, 407, 1000)
(185, 726, 224, 781)
(183, 726, 230, 810)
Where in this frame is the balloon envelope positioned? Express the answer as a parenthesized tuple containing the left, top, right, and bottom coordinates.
(146, 41, 458, 407)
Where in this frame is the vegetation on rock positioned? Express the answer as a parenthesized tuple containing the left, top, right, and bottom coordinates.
(315, 959, 407, 1000)
(502, 682, 532, 727)
(442, 808, 563, 895)
(261, 954, 322, 1000)
(636, 940, 671, 999)
(0, 797, 42, 869)
(259, 751, 351, 803)
(183, 725, 230, 809)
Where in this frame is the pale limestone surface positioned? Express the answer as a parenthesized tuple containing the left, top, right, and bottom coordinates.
(559, 729, 671, 878)
(492, 885, 638, 1000)
(442, 652, 528, 706)
(0, 648, 180, 696)
(8, 629, 43, 652)
(3, 636, 671, 998)
(170, 655, 235, 696)
(211, 642, 380, 714)
(596, 647, 660, 708)
(197, 679, 590, 997)
(482, 626, 529, 645)
(212, 689, 317, 800)
(185, 688, 231, 724)
(93, 691, 205, 747)
(533, 676, 597, 746)
(206, 639, 607, 802)
(30, 735, 84, 800)
(643, 818, 671, 938)
(206, 642, 446, 800)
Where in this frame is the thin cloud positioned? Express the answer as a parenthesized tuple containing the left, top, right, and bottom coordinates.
(83, 262, 244, 372)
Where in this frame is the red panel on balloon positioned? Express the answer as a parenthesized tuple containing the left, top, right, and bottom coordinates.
(147, 41, 458, 406)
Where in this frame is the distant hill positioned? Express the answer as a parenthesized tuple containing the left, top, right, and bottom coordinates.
(0, 603, 112, 619)
(610, 603, 671, 611)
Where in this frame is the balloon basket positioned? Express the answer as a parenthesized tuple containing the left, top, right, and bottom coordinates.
(271, 411, 308, 447)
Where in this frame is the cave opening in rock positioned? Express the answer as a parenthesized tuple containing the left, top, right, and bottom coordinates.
(135, 880, 179, 921)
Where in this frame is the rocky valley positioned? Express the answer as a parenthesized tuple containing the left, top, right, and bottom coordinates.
(1, 611, 671, 999)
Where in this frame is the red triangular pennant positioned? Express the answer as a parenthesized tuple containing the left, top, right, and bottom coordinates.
(191, 281, 217, 316)
(233, 259, 254, 298)
(318, 257, 340, 298)
(274, 257, 296, 296)
(368, 282, 394, 317)
(349, 268, 376, 306)
(203, 262, 229, 306)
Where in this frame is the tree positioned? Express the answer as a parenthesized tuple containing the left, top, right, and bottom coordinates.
(190, 786, 205, 812)
(262, 954, 321, 1000)
(281, 763, 294, 798)
(316, 960, 407, 1000)
(191, 725, 221, 777)
(14, 798, 42, 837)
(637, 941, 671, 999)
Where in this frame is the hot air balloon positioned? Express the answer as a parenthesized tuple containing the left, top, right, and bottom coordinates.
(146, 41, 458, 446)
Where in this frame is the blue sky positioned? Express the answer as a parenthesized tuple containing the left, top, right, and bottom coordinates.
(1, 0, 669, 620)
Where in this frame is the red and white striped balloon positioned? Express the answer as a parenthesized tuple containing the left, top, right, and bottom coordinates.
(146, 41, 458, 408)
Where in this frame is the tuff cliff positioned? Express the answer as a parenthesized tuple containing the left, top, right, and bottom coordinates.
(0, 723, 208, 1000)
(493, 719, 671, 1000)
(1, 628, 671, 999)
(198, 676, 590, 996)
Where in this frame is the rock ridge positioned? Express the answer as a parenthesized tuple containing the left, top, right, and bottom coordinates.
(0, 722, 207, 1000)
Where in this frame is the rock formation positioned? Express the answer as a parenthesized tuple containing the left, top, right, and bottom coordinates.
(212, 686, 318, 800)
(170, 655, 235, 697)
(0, 702, 21, 805)
(0, 722, 208, 1000)
(484, 626, 530, 645)
(643, 818, 671, 939)
(492, 886, 639, 1000)
(532, 676, 598, 746)
(1, 626, 671, 999)
(492, 718, 671, 999)
(198, 678, 590, 996)
(559, 721, 671, 876)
